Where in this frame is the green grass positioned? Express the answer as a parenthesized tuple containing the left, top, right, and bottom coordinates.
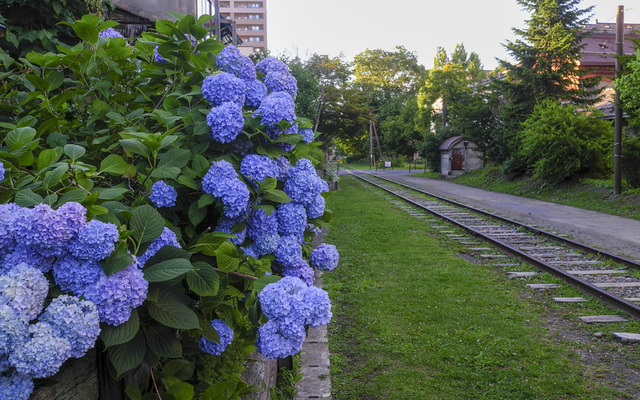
(441, 166, 640, 221)
(322, 176, 638, 400)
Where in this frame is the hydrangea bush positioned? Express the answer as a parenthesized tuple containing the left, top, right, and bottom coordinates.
(0, 12, 339, 400)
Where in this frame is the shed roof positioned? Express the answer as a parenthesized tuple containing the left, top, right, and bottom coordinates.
(439, 136, 463, 151)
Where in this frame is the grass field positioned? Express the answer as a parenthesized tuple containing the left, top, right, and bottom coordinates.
(321, 175, 640, 399)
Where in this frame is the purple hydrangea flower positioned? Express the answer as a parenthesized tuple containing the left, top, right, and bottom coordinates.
(247, 208, 278, 240)
(154, 45, 167, 63)
(214, 218, 246, 246)
(202, 72, 246, 107)
(0, 244, 55, 275)
(56, 202, 87, 234)
(13, 204, 73, 258)
(258, 276, 306, 321)
(202, 161, 250, 219)
(52, 255, 103, 295)
(256, 57, 289, 75)
(256, 92, 295, 126)
(240, 154, 278, 187)
(217, 45, 256, 80)
(306, 194, 325, 219)
(0, 371, 34, 400)
(310, 244, 339, 271)
(252, 233, 280, 256)
(39, 295, 101, 358)
(10, 322, 71, 379)
(274, 156, 291, 181)
(283, 159, 324, 207)
(137, 227, 181, 266)
(69, 220, 119, 261)
(99, 27, 124, 39)
(277, 202, 307, 239)
(0, 305, 28, 357)
(299, 128, 315, 144)
(256, 319, 305, 360)
(83, 260, 148, 326)
(283, 261, 315, 287)
(149, 180, 177, 207)
(275, 235, 303, 268)
(293, 286, 332, 327)
(0, 161, 4, 181)
(0, 264, 48, 321)
(199, 319, 234, 355)
(206, 102, 245, 144)
(245, 79, 268, 108)
(0, 204, 20, 253)
(264, 71, 298, 97)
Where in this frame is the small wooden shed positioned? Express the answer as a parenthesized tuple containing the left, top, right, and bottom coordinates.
(438, 136, 483, 176)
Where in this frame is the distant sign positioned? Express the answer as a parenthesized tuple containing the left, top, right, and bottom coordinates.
(384, 161, 391, 168)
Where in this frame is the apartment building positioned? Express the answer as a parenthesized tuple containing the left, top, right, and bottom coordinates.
(218, 1, 267, 55)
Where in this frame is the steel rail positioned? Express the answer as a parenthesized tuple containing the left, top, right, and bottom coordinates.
(348, 170, 640, 320)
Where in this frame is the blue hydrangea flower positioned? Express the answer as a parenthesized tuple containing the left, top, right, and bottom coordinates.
(240, 154, 278, 187)
(0, 244, 55, 275)
(137, 227, 181, 266)
(247, 208, 278, 239)
(283, 261, 315, 287)
(214, 218, 246, 246)
(264, 71, 298, 97)
(40, 295, 101, 359)
(0, 161, 4, 181)
(256, 319, 305, 360)
(52, 255, 103, 295)
(83, 260, 148, 326)
(277, 202, 307, 239)
(306, 194, 325, 219)
(241, 244, 260, 259)
(56, 202, 87, 235)
(0, 305, 28, 357)
(154, 45, 167, 63)
(12, 204, 73, 258)
(275, 235, 303, 268)
(256, 92, 295, 126)
(149, 180, 177, 207)
(283, 159, 323, 207)
(239, 56, 257, 80)
(0, 203, 20, 253)
(299, 128, 315, 144)
(202, 161, 250, 219)
(244, 79, 268, 108)
(199, 319, 234, 355)
(10, 322, 71, 379)
(294, 286, 332, 327)
(206, 102, 245, 144)
(258, 276, 306, 321)
(0, 264, 48, 321)
(274, 156, 291, 181)
(202, 72, 246, 107)
(0, 371, 34, 400)
(252, 233, 280, 256)
(256, 57, 289, 75)
(99, 27, 124, 39)
(69, 220, 119, 261)
(310, 244, 339, 271)
(217, 45, 256, 79)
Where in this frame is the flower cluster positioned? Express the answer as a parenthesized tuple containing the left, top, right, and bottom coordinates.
(256, 277, 332, 359)
(149, 180, 177, 208)
(98, 27, 124, 39)
(202, 72, 246, 107)
(284, 159, 329, 210)
(310, 244, 340, 271)
(0, 161, 4, 181)
(240, 154, 278, 187)
(206, 102, 245, 144)
(199, 319, 234, 355)
(202, 160, 250, 219)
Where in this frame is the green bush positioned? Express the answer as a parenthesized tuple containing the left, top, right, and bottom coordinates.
(623, 135, 640, 187)
(517, 100, 612, 183)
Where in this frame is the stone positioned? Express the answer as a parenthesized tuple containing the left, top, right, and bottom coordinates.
(553, 297, 588, 302)
(508, 271, 537, 279)
(526, 283, 560, 290)
(578, 315, 628, 323)
(612, 332, 640, 343)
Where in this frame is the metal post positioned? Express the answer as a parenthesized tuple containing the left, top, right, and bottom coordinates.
(614, 5, 624, 195)
(214, 0, 221, 40)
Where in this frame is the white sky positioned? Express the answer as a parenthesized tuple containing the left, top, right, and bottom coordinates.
(266, 1, 639, 70)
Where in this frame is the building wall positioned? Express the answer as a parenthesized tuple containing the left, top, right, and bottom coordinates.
(219, 0, 267, 54)
(440, 141, 483, 176)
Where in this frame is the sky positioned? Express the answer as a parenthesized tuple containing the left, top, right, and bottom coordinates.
(265, 0, 639, 70)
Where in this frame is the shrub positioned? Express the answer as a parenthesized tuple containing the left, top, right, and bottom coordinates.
(516, 100, 612, 183)
(0, 13, 338, 399)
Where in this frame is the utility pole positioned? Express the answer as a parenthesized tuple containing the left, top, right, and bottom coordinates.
(214, 0, 221, 41)
(614, 5, 624, 195)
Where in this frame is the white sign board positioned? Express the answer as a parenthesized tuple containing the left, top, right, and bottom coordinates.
(384, 161, 391, 168)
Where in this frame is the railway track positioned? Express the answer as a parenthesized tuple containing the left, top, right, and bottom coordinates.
(347, 170, 640, 321)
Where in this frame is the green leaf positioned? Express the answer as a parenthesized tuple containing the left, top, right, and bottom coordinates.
(187, 202, 207, 228)
(158, 148, 190, 169)
(200, 381, 238, 400)
(193, 234, 226, 256)
(261, 177, 277, 191)
(120, 138, 151, 158)
(144, 323, 182, 358)
(101, 247, 134, 275)
(63, 144, 86, 162)
(144, 245, 191, 267)
(167, 382, 194, 400)
(186, 262, 219, 296)
(58, 188, 89, 205)
(95, 187, 130, 200)
(130, 205, 164, 244)
(199, 317, 220, 343)
(74, 21, 99, 44)
(15, 189, 44, 207)
(42, 165, 68, 190)
(100, 154, 129, 175)
(215, 241, 240, 273)
(124, 382, 142, 400)
(148, 296, 200, 330)
(163, 359, 195, 382)
(143, 259, 194, 282)
(254, 275, 281, 293)
(5, 127, 36, 149)
(36, 148, 62, 172)
(253, 204, 275, 216)
(197, 194, 215, 208)
(100, 310, 140, 348)
(191, 153, 210, 174)
(108, 331, 146, 378)
(262, 189, 292, 203)
(150, 165, 181, 179)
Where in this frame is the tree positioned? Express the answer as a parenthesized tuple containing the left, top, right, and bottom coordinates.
(304, 54, 352, 132)
(498, 0, 602, 125)
(379, 97, 423, 158)
(616, 48, 640, 129)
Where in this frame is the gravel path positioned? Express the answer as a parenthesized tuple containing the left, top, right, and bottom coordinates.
(361, 171, 640, 260)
